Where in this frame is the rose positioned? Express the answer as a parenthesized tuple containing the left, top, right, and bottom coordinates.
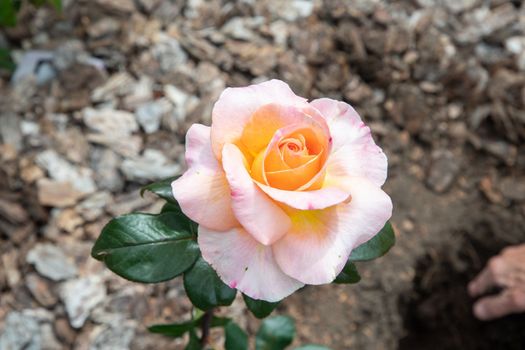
(172, 80, 392, 302)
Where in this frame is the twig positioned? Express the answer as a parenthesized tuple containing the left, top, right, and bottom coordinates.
(200, 308, 214, 346)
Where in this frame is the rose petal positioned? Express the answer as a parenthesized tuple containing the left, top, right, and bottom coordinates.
(199, 226, 304, 302)
(310, 98, 387, 186)
(273, 177, 393, 285)
(256, 183, 350, 210)
(222, 143, 291, 245)
(171, 124, 238, 231)
(263, 121, 330, 190)
(211, 80, 307, 160)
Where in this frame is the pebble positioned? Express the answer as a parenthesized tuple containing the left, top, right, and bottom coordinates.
(0, 312, 42, 350)
(426, 150, 461, 194)
(120, 149, 181, 182)
(60, 275, 107, 329)
(35, 150, 96, 195)
(26, 243, 78, 281)
(37, 179, 86, 207)
(135, 98, 171, 134)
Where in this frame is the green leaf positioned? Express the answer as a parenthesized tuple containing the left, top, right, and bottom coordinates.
(225, 322, 248, 350)
(294, 346, 332, 350)
(333, 261, 361, 284)
(0, 48, 15, 72)
(243, 294, 280, 319)
(161, 201, 182, 213)
(349, 221, 395, 262)
(91, 212, 199, 283)
(211, 316, 231, 328)
(148, 320, 197, 338)
(0, 0, 17, 26)
(184, 257, 237, 310)
(48, 0, 61, 10)
(141, 176, 179, 203)
(185, 329, 202, 350)
(256, 316, 295, 350)
(160, 202, 198, 236)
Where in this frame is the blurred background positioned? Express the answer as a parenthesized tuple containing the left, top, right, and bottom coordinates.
(1, 0, 525, 349)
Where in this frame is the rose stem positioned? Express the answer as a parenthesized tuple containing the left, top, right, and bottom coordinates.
(200, 308, 214, 346)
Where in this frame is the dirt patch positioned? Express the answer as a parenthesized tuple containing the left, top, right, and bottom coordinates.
(399, 225, 525, 350)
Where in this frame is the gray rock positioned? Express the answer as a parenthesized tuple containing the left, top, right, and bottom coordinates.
(35, 149, 96, 195)
(499, 177, 525, 202)
(0, 311, 41, 350)
(426, 150, 461, 194)
(91, 149, 124, 192)
(76, 191, 112, 221)
(222, 17, 264, 41)
(151, 34, 188, 72)
(83, 108, 138, 136)
(91, 72, 135, 103)
(135, 98, 171, 134)
(89, 322, 135, 350)
(0, 112, 22, 151)
(60, 275, 107, 329)
(26, 243, 78, 281)
(163, 84, 198, 122)
(120, 149, 181, 182)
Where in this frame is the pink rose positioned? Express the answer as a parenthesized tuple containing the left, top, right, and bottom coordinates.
(172, 80, 392, 302)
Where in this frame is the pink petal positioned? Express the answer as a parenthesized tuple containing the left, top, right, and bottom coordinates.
(257, 183, 350, 210)
(273, 177, 392, 285)
(211, 80, 307, 160)
(172, 124, 238, 231)
(222, 143, 291, 245)
(310, 98, 387, 186)
(199, 226, 304, 302)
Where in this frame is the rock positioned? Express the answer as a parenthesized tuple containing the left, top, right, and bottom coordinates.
(151, 33, 188, 73)
(54, 318, 77, 346)
(2, 250, 21, 288)
(83, 108, 138, 136)
(387, 85, 430, 135)
(122, 76, 154, 109)
(40, 323, 62, 350)
(269, 0, 315, 21)
(106, 191, 154, 217)
(120, 149, 181, 183)
(56, 208, 84, 233)
(426, 150, 461, 194)
(87, 18, 120, 39)
(135, 98, 171, 134)
(91, 72, 135, 103)
(76, 191, 111, 221)
(222, 17, 264, 41)
(0, 198, 29, 224)
(443, 0, 479, 13)
(54, 127, 91, 164)
(37, 179, 86, 207)
(91, 149, 124, 192)
(10, 50, 54, 85)
(499, 177, 525, 202)
(35, 150, 96, 195)
(87, 133, 143, 158)
(26, 273, 58, 307)
(94, 0, 135, 13)
(60, 275, 107, 328)
(0, 311, 41, 350)
(26, 243, 78, 281)
(0, 112, 22, 151)
(482, 140, 517, 166)
(163, 84, 198, 122)
(89, 322, 136, 350)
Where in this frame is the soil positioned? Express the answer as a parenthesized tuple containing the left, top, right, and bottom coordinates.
(2, 1, 525, 349)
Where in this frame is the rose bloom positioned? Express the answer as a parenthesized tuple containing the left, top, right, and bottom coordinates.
(172, 80, 392, 302)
